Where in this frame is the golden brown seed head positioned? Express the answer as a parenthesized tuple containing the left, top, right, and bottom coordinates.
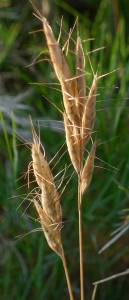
(30, 119, 62, 225)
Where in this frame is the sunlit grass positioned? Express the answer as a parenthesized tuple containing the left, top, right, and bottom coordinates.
(0, 1, 129, 299)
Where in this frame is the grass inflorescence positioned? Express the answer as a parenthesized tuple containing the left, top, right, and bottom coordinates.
(1, 1, 129, 299)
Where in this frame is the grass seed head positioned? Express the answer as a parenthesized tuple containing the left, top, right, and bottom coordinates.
(31, 119, 62, 225)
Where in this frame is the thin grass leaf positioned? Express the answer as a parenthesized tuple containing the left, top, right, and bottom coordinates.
(12, 111, 18, 178)
(0, 110, 13, 170)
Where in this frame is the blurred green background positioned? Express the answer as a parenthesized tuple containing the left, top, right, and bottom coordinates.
(0, 0, 129, 299)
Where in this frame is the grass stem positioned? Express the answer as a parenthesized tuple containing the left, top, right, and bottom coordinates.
(78, 177, 84, 300)
(0, 110, 13, 171)
(62, 250, 75, 300)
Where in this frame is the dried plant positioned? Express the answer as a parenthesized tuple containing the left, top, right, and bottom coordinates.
(19, 2, 114, 300)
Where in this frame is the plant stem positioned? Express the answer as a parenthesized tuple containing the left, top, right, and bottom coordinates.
(78, 177, 84, 300)
(62, 250, 75, 300)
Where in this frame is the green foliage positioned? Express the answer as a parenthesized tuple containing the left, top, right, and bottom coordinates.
(0, 0, 129, 299)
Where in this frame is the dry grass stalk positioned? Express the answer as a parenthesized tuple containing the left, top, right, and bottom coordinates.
(28, 4, 100, 299)
(81, 141, 96, 195)
(30, 117, 74, 299)
(40, 17, 97, 299)
(42, 15, 97, 168)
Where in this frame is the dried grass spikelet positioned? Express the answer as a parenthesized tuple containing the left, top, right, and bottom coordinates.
(30, 119, 62, 225)
(41, 185, 62, 225)
(82, 74, 97, 151)
(34, 200, 63, 257)
(42, 16, 72, 85)
(76, 37, 86, 118)
(31, 142, 53, 191)
(64, 112, 80, 173)
(81, 141, 96, 194)
(62, 80, 80, 127)
(42, 16, 80, 127)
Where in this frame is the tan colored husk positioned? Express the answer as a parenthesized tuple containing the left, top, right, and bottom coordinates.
(41, 187, 62, 224)
(81, 141, 96, 194)
(42, 16, 80, 127)
(64, 112, 80, 173)
(72, 124, 81, 158)
(31, 121, 62, 224)
(42, 17, 72, 85)
(62, 81, 80, 127)
(34, 200, 63, 257)
(76, 37, 86, 118)
(31, 143, 53, 191)
(82, 75, 97, 150)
